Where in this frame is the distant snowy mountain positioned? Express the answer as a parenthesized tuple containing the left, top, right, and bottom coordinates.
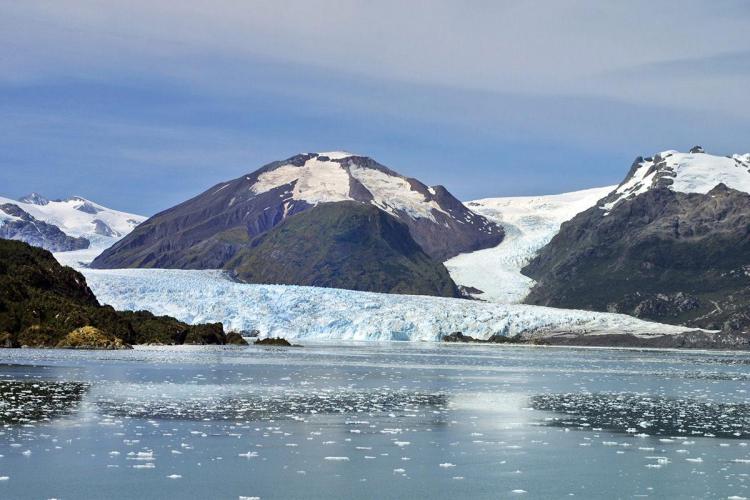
(80, 267, 699, 342)
(524, 147, 750, 333)
(601, 147, 750, 212)
(445, 186, 614, 302)
(0, 202, 89, 252)
(91, 152, 502, 297)
(0, 193, 145, 255)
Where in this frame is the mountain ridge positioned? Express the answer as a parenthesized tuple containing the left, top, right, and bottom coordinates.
(523, 148, 750, 333)
(0, 193, 145, 253)
(91, 152, 502, 297)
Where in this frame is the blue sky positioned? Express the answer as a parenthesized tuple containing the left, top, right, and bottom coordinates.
(1, 1, 749, 215)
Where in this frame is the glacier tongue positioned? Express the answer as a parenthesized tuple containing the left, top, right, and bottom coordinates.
(445, 186, 614, 303)
(79, 268, 695, 342)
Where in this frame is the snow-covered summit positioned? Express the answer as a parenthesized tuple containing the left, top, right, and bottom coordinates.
(0, 193, 145, 256)
(18, 192, 50, 205)
(602, 148, 750, 211)
(0, 194, 144, 239)
(251, 152, 453, 222)
(315, 151, 356, 159)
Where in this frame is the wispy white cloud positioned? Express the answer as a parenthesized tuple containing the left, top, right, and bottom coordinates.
(1, 1, 748, 112)
(0, 0, 748, 213)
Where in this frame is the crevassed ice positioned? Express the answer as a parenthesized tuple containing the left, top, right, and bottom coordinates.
(80, 267, 695, 342)
(445, 186, 615, 303)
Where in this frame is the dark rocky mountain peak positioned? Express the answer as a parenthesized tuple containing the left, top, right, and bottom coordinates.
(18, 192, 50, 205)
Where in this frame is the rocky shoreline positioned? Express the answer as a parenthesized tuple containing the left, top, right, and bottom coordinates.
(443, 330, 750, 350)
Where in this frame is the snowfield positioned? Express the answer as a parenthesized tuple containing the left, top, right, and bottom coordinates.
(79, 268, 696, 342)
(249, 152, 448, 222)
(445, 186, 614, 303)
(0, 194, 144, 239)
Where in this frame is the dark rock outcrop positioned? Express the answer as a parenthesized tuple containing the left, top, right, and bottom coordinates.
(254, 337, 299, 347)
(533, 331, 750, 350)
(226, 202, 461, 297)
(0, 239, 236, 347)
(442, 331, 523, 343)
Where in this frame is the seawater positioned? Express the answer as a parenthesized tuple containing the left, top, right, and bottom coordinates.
(0, 343, 748, 499)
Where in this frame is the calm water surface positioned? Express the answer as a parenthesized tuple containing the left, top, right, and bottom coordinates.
(0, 343, 748, 499)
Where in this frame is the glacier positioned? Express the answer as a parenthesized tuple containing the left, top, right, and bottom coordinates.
(445, 186, 614, 303)
(79, 267, 696, 342)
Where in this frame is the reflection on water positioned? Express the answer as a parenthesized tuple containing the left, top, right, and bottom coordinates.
(0, 344, 748, 499)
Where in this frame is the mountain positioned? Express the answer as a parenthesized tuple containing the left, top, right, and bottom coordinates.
(0, 193, 145, 253)
(0, 239, 244, 347)
(523, 147, 750, 332)
(0, 202, 90, 252)
(445, 186, 614, 302)
(91, 152, 502, 295)
(226, 202, 460, 297)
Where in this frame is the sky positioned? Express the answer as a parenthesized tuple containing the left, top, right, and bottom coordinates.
(1, 0, 749, 215)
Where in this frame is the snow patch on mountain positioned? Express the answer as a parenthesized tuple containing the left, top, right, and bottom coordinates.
(602, 149, 750, 212)
(445, 186, 614, 303)
(349, 165, 447, 220)
(251, 157, 352, 204)
(250, 153, 447, 222)
(318, 151, 356, 159)
(79, 267, 696, 342)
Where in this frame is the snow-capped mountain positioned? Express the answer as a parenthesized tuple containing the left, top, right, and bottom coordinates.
(523, 147, 750, 333)
(0, 193, 145, 254)
(91, 153, 503, 297)
(445, 186, 614, 302)
(601, 147, 750, 212)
